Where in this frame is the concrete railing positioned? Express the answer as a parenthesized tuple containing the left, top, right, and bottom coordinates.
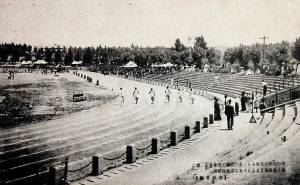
(49, 116, 216, 185)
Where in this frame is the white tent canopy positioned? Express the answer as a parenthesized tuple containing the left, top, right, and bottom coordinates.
(34, 60, 48, 65)
(151, 63, 175, 68)
(21, 61, 32, 65)
(161, 62, 175, 68)
(124, 61, 137, 68)
(72, 61, 83, 65)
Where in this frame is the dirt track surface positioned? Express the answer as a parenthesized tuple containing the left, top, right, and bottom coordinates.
(0, 71, 214, 184)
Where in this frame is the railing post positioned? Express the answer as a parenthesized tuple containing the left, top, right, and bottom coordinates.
(185, 125, 191, 139)
(209, 114, 214, 124)
(170, 130, 178, 146)
(290, 87, 292, 101)
(92, 156, 103, 175)
(151, 137, 160, 154)
(63, 158, 68, 182)
(195, 121, 201, 133)
(126, 145, 137, 163)
(203, 117, 208, 128)
(275, 91, 278, 105)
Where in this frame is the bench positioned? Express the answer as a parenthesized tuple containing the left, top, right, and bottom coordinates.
(73, 93, 86, 102)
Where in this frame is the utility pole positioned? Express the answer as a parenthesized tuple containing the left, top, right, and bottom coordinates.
(259, 36, 269, 65)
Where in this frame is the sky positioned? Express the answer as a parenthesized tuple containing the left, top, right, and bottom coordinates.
(0, 0, 300, 48)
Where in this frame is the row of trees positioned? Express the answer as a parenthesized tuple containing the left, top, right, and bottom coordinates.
(223, 38, 300, 71)
(0, 36, 221, 69)
(1, 36, 300, 72)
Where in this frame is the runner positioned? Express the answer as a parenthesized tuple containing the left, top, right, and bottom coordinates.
(177, 88, 183, 103)
(165, 86, 171, 103)
(133, 87, 140, 104)
(119, 87, 124, 104)
(148, 88, 155, 104)
(189, 88, 195, 104)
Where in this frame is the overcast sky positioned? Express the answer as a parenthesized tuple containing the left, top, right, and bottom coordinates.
(0, 0, 300, 48)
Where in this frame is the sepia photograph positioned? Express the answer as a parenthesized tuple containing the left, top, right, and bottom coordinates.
(0, 0, 300, 184)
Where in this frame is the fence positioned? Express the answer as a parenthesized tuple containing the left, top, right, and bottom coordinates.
(261, 98, 300, 114)
(263, 85, 300, 107)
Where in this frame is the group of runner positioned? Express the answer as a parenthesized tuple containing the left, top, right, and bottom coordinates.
(118, 86, 197, 105)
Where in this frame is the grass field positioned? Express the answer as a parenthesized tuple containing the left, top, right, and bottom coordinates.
(0, 72, 117, 128)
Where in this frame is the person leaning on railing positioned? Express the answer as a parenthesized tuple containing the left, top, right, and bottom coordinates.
(259, 99, 267, 115)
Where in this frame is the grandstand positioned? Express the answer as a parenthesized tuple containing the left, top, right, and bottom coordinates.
(207, 99, 300, 185)
(143, 71, 300, 98)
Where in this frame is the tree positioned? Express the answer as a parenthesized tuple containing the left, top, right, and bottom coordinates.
(64, 47, 74, 65)
(194, 36, 208, 50)
(44, 47, 52, 63)
(249, 47, 260, 69)
(173, 38, 186, 52)
(54, 48, 62, 65)
(274, 41, 290, 67)
(206, 47, 221, 65)
(292, 37, 300, 61)
(74, 47, 83, 61)
(83, 47, 93, 66)
(223, 48, 235, 64)
(192, 36, 208, 68)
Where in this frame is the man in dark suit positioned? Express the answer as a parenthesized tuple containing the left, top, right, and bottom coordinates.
(225, 99, 234, 130)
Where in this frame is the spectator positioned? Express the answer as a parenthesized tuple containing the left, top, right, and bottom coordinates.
(225, 99, 234, 130)
(234, 97, 240, 116)
(259, 99, 267, 115)
(254, 96, 260, 113)
(262, 80, 268, 96)
(214, 97, 221, 121)
(241, 92, 247, 111)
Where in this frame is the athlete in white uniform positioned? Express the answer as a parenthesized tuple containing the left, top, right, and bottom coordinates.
(149, 88, 155, 104)
(189, 88, 195, 104)
(133, 87, 140, 104)
(119, 87, 124, 104)
(165, 86, 171, 103)
(177, 88, 183, 103)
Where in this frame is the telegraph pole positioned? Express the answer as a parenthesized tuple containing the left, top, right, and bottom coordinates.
(259, 36, 269, 65)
